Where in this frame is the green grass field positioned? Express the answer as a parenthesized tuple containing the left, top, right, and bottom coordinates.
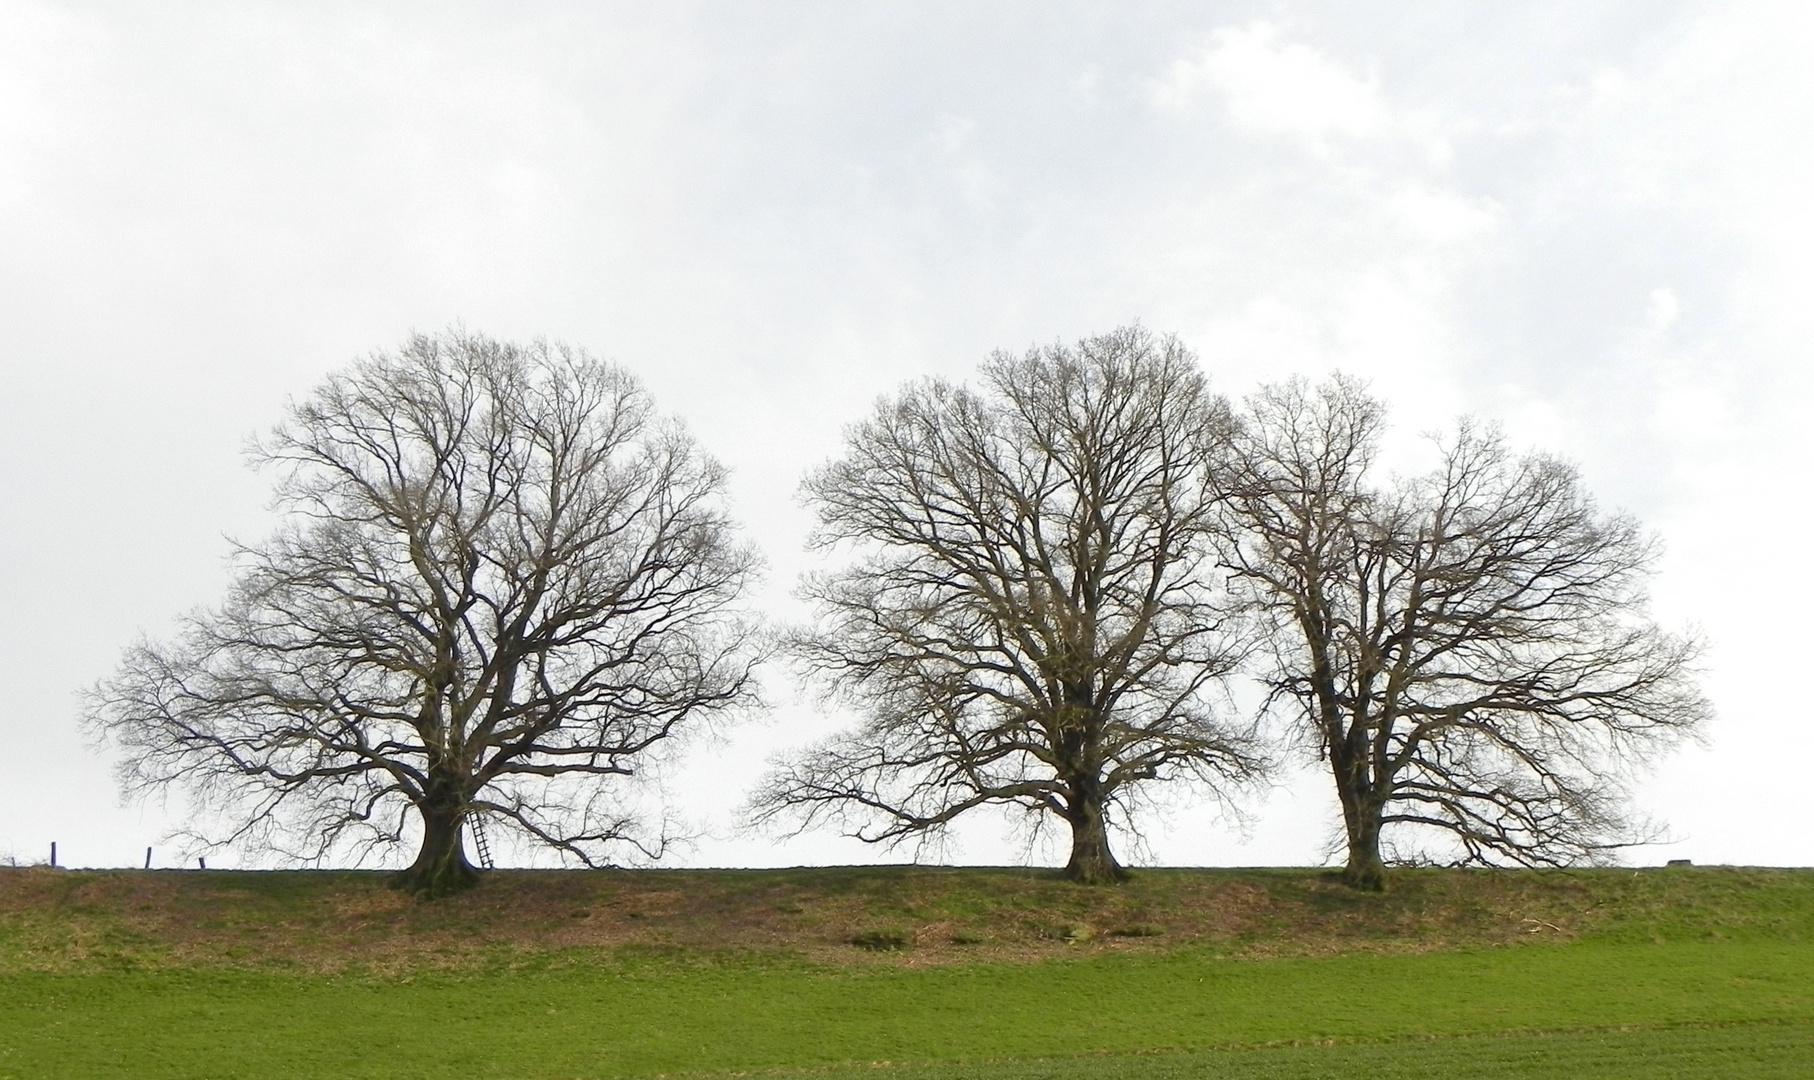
(2, 866, 1811, 1078)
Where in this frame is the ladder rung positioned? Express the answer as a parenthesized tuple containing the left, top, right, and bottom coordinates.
(469, 815, 495, 870)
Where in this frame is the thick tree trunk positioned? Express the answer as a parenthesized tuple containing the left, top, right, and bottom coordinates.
(1341, 810, 1386, 891)
(1062, 785, 1128, 885)
(1330, 727, 1388, 891)
(393, 796, 482, 898)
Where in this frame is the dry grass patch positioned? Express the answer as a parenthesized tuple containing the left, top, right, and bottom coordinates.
(2, 864, 1809, 974)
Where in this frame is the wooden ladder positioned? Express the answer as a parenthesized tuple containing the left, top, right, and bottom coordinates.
(469, 815, 495, 870)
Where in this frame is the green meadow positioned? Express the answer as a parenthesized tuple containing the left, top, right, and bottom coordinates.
(2, 866, 1810, 1078)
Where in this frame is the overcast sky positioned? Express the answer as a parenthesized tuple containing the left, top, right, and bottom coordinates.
(3, 2, 1810, 870)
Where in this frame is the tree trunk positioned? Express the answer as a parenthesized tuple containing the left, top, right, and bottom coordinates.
(393, 797, 482, 898)
(1329, 728, 1387, 891)
(1062, 785, 1128, 885)
(1341, 804, 1386, 891)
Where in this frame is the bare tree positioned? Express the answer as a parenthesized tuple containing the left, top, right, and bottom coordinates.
(753, 327, 1262, 884)
(1220, 376, 1709, 889)
(88, 331, 760, 896)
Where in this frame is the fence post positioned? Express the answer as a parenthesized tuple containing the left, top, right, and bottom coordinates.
(50, 842, 56, 867)
(144, 847, 152, 870)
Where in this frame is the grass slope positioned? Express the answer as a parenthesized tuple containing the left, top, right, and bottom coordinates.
(1, 865, 1811, 1078)
(4, 864, 1810, 972)
(4, 942, 1811, 1078)
(775, 1025, 1814, 1080)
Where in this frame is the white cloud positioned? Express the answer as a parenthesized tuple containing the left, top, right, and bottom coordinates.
(929, 114, 975, 155)
(1385, 179, 1501, 246)
(1152, 22, 1448, 164)
(1645, 287, 1680, 334)
(1142, 24, 1499, 440)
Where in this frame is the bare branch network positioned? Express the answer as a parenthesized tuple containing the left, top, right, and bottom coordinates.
(88, 325, 1707, 893)
(751, 328, 1267, 883)
(88, 331, 762, 895)
(1218, 376, 1709, 888)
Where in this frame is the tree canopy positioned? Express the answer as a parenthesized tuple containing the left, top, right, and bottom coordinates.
(86, 326, 1709, 894)
(753, 327, 1262, 882)
(89, 331, 761, 895)
(1219, 376, 1709, 888)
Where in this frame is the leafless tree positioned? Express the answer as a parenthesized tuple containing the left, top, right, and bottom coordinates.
(1220, 376, 1709, 889)
(753, 327, 1263, 884)
(88, 331, 760, 896)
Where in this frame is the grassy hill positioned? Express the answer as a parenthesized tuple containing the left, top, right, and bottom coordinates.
(3, 863, 1811, 972)
(2, 865, 1812, 1078)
